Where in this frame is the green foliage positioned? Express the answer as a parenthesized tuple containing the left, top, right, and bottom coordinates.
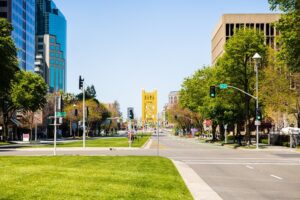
(77, 85, 97, 100)
(261, 139, 269, 144)
(268, 0, 297, 12)
(269, 0, 300, 72)
(10, 71, 48, 112)
(0, 18, 19, 100)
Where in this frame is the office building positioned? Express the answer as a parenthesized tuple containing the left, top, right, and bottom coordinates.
(211, 14, 281, 65)
(168, 91, 179, 106)
(35, 0, 66, 92)
(0, 0, 35, 71)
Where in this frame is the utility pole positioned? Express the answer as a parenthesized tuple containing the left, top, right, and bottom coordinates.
(253, 53, 261, 150)
(82, 81, 86, 148)
(54, 95, 57, 155)
(79, 75, 86, 148)
(157, 113, 159, 156)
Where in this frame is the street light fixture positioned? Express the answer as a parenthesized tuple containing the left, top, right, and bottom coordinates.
(252, 53, 261, 150)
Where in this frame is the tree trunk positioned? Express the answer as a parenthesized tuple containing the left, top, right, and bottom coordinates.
(3, 113, 9, 141)
(297, 112, 300, 128)
(212, 123, 217, 141)
(219, 123, 225, 141)
(244, 78, 251, 145)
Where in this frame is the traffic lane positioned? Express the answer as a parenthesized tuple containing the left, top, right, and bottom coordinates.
(189, 163, 300, 200)
(158, 134, 300, 161)
(154, 135, 225, 150)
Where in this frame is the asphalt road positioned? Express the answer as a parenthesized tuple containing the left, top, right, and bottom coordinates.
(1, 132, 300, 200)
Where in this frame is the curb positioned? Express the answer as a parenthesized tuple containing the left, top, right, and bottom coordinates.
(172, 159, 223, 200)
(142, 138, 152, 149)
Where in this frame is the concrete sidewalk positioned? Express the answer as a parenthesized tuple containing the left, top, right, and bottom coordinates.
(172, 160, 223, 200)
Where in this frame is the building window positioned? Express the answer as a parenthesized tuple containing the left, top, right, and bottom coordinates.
(266, 23, 270, 35)
(50, 38, 55, 43)
(0, 1, 7, 7)
(0, 12, 7, 18)
(38, 37, 43, 43)
(50, 45, 55, 50)
(226, 24, 230, 36)
(38, 45, 43, 50)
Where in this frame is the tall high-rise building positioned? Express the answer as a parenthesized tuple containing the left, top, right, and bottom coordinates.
(211, 14, 281, 65)
(35, 0, 66, 92)
(0, 0, 35, 71)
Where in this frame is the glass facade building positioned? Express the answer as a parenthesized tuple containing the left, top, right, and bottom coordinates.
(0, 0, 35, 71)
(36, 0, 66, 92)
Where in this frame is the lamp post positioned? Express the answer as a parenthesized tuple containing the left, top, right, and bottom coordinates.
(253, 53, 261, 150)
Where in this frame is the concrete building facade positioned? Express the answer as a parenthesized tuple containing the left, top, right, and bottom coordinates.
(211, 14, 281, 65)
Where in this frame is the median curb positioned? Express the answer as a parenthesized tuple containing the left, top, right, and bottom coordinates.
(172, 159, 223, 200)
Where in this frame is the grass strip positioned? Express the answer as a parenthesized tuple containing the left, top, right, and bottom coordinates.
(0, 156, 193, 200)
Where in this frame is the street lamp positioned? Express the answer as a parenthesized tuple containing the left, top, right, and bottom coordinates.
(252, 53, 261, 150)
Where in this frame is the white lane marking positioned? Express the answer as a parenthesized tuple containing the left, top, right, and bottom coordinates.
(185, 162, 300, 166)
(246, 165, 254, 169)
(270, 174, 283, 180)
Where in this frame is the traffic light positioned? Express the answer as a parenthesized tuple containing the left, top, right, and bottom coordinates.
(127, 107, 134, 120)
(256, 108, 262, 121)
(210, 86, 216, 98)
(79, 75, 84, 90)
(129, 109, 134, 120)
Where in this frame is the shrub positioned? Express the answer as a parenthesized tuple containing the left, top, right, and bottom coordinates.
(261, 139, 268, 144)
(282, 142, 290, 147)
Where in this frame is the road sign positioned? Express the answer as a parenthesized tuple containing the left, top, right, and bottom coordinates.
(56, 112, 66, 117)
(254, 120, 261, 126)
(219, 83, 228, 89)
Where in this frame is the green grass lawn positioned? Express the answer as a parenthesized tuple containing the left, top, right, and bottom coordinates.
(57, 136, 149, 148)
(26, 135, 150, 148)
(0, 142, 10, 146)
(0, 156, 192, 200)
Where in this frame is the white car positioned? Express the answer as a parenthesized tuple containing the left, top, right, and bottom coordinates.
(280, 127, 300, 135)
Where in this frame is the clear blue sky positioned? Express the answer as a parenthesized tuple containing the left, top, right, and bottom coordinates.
(54, 0, 275, 118)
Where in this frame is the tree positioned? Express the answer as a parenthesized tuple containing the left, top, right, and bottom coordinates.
(0, 18, 19, 97)
(180, 66, 236, 140)
(217, 28, 267, 144)
(65, 98, 109, 137)
(105, 101, 122, 133)
(77, 85, 97, 100)
(260, 48, 294, 130)
(166, 104, 201, 135)
(269, 0, 300, 126)
(269, 0, 300, 72)
(8, 71, 48, 139)
(10, 71, 48, 112)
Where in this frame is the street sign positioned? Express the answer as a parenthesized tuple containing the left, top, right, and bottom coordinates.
(56, 112, 66, 117)
(254, 120, 261, 126)
(219, 83, 228, 89)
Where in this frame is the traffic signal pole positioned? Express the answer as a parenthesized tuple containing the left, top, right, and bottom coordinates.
(82, 82, 86, 149)
(54, 95, 57, 155)
(255, 59, 259, 150)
